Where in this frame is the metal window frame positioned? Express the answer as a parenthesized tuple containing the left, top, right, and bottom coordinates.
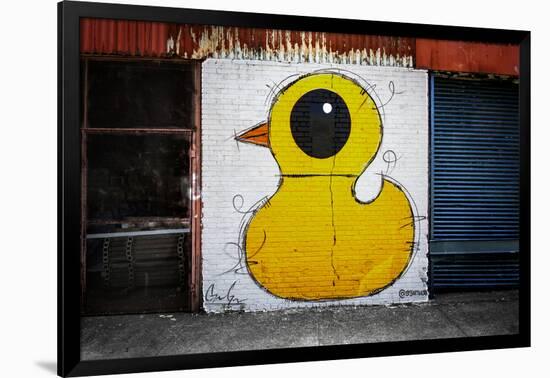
(80, 56, 203, 313)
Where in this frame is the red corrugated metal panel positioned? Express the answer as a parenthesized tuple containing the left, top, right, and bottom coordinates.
(80, 18, 170, 57)
(416, 38, 519, 76)
(80, 18, 416, 66)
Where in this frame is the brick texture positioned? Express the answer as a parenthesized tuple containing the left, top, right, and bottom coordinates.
(201, 59, 429, 312)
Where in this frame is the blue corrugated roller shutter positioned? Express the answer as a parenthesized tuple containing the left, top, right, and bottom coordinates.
(430, 76, 520, 289)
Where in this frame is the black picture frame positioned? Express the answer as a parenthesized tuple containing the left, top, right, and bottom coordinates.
(58, 1, 530, 376)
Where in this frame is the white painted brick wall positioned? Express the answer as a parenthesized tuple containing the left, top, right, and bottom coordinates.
(201, 59, 429, 312)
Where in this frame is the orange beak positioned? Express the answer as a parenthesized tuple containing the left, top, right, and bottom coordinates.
(235, 121, 269, 147)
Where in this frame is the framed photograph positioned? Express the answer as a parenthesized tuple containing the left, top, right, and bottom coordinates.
(58, 1, 530, 376)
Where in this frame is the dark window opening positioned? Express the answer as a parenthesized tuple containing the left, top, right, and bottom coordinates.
(86, 60, 195, 129)
(87, 134, 191, 221)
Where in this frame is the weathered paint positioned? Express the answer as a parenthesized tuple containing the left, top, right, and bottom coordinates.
(80, 18, 415, 67)
(237, 73, 415, 300)
(416, 38, 519, 76)
(80, 18, 520, 76)
(187, 26, 414, 66)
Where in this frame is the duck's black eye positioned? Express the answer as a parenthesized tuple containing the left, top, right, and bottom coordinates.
(290, 89, 351, 159)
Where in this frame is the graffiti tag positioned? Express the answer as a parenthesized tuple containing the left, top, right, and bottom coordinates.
(399, 289, 428, 298)
(205, 281, 246, 306)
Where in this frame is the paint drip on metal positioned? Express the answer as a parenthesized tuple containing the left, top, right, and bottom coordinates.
(171, 26, 413, 67)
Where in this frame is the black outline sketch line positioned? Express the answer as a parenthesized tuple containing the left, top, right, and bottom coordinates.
(264, 73, 300, 106)
(228, 71, 423, 302)
(263, 68, 385, 122)
(374, 172, 426, 279)
(218, 193, 272, 276)
(376, 81, 405, 110)
(382, 150, 400, 175)
(328, 153, 340, 283)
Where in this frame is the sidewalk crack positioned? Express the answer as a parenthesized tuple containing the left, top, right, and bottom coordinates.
(434, 305, 469, 337)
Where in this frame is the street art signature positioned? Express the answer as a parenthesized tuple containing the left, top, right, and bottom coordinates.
(234, 71, 416, 301)
(205, 281, 246, 306)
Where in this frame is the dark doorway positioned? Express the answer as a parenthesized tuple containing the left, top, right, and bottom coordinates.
(80, 58, 202, 314)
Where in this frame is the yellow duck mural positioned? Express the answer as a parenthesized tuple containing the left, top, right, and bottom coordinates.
(236, 72, 415, 300)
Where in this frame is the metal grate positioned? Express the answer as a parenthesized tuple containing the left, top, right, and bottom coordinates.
(431, 76, 520, 241)
(85, 232, 191, 314)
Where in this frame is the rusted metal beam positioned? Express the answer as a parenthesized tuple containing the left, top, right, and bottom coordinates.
(86, 229, 190, 239)
(416, 38, 519, 76)
(190, 61, 203, 313)
(87, 217, 190, 226)
(82, 128, 193, 134)
(81, 18, 521, 76)
(80, 59, 89, 312)
(80, 18, 416, 67)
(80, 53, 205, 63)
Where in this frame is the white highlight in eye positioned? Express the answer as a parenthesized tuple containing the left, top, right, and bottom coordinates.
(322, 102, 332, 114)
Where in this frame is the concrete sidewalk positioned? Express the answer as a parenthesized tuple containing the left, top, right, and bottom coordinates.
(81, 290, 519, 360)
